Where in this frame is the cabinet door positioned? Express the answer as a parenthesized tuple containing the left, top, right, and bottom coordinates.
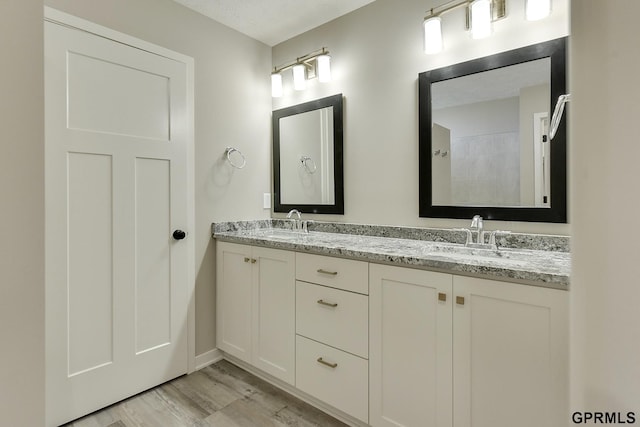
(453, 276, 568, 427)
(216, 242, 253, 363)
(370, 264, 453, 427)
(252, 246, 296, 384)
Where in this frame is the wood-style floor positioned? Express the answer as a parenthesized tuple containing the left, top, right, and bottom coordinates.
(64, 360, 348, 427)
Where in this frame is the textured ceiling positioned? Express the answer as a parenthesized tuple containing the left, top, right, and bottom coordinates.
(432, 58, 551, 109)
(171, 0, 376, 46)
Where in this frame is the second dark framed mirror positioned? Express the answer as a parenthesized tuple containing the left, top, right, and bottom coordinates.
(419, 37, 567, 223)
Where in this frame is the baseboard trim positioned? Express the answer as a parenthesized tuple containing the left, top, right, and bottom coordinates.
(195, 348, 223, 370)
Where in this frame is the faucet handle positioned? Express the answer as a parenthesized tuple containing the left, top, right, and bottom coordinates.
(488, 230, 511, 247)
(454, 228, 474, 246)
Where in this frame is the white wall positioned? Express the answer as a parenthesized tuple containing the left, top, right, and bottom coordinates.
(0, 1, 45, 425)
(44, 0, 272, 356)
(272, 0, 569, 234)
(571, 0, 640, 417)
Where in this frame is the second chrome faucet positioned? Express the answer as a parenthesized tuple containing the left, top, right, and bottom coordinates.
(462, 215, 510, 250)
(287, 209, 309, 233)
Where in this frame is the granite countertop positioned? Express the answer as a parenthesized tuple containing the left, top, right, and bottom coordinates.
(212, 221, 570, 290)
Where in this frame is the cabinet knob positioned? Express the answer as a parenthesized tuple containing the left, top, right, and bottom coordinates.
(456, 296, 465, 305)
(244, 257, 250, 263)
(438, 293, 447, 302)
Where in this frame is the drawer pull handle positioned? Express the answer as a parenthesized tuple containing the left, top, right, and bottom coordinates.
(317, 299, 338, 308)
(317, 357, 338, 368)
(317, 269, 338, 276)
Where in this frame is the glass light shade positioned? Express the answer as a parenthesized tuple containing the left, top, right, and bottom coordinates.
(470, 0, 492, 39)
(526, 0, 551, 21)
(316, 54, 331, 82)
(271, 73, 283, 98)
(423, 16, 443, 54)
(292, 64, 306, 90)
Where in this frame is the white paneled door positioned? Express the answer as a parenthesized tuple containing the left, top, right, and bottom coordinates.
(45, 15, 192, 427)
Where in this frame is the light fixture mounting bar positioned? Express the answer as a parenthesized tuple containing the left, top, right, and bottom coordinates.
(425, 0, 470, 19)
(424, 0, 506, 21)
(272, 47, 330, 75)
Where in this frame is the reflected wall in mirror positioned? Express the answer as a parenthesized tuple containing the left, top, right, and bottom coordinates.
(273, 94, 344, 214)
(419, 37, 567, 222)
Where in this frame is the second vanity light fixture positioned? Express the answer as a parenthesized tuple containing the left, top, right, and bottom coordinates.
(271, 47, 331, 97)
(423, 0, 552, 54)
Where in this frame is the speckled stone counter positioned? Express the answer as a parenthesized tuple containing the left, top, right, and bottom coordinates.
(212, 220, 570, 289)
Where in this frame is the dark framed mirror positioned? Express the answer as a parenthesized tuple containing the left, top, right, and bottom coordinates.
(419, 37, 567, 222)
(273, 94, 344, 214)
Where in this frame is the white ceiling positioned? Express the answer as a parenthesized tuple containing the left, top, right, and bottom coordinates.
(432, 58, 551, 109)
(171, 0, 376, 46)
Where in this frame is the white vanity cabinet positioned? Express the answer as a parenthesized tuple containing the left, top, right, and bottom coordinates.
(369, 264, 454, 427)
(216, 242, 295, 385)
(369, 264, 568, 427)
(215, 239, 568, 427)
(452, 275, 568, 427)
(295, 253, 370, 423)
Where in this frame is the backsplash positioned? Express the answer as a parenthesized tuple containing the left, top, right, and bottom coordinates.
(212, 220, 570, 252)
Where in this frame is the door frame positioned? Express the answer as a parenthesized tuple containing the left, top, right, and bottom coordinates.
(44, 6, 197, 374)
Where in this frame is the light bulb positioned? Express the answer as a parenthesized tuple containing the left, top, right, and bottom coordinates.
(470, 0, 492, 39)
(316, 54, 331, 83)
(423, 16, 443, 54)
(293, 64, 306, 91)
(271, 73, 282, 98)
(526, 0, 551, 21)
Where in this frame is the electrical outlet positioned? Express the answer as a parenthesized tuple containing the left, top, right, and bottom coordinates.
(263, 193, 271, 209)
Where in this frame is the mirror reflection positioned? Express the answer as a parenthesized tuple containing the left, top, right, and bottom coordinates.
(280, 107, 335, 205)
(431, 58, 551, 207)
(419, 37, 567, 223)
(273, 94, 344, 214)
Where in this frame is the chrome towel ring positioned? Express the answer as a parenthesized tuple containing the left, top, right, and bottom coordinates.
(225, 147, 246, 169)
(300, 155, 317, 174)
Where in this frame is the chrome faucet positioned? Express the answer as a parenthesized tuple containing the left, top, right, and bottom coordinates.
(470, 215, 484, 245)
(286, 209, 301, 220)
(287, 209, 303, 231)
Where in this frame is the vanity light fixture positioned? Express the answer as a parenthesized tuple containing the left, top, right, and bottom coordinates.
(470, 0, 493, 39)
(292, 64, 307, 91)
(316, 54, 332, 83)
(423, 16, 443, 54)
(271, 73, 283, 97)
(525, 0, 551, 21)
(271, 47, 331, 97)
(423, 0, 551, 54)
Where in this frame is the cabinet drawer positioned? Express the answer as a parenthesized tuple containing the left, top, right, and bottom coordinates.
(296, 253, 368, 294)
(296, 335, 368, 423)
(296, 281, 368, 358)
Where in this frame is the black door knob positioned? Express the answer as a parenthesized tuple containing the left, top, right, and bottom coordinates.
(173, 230, 186, 240)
